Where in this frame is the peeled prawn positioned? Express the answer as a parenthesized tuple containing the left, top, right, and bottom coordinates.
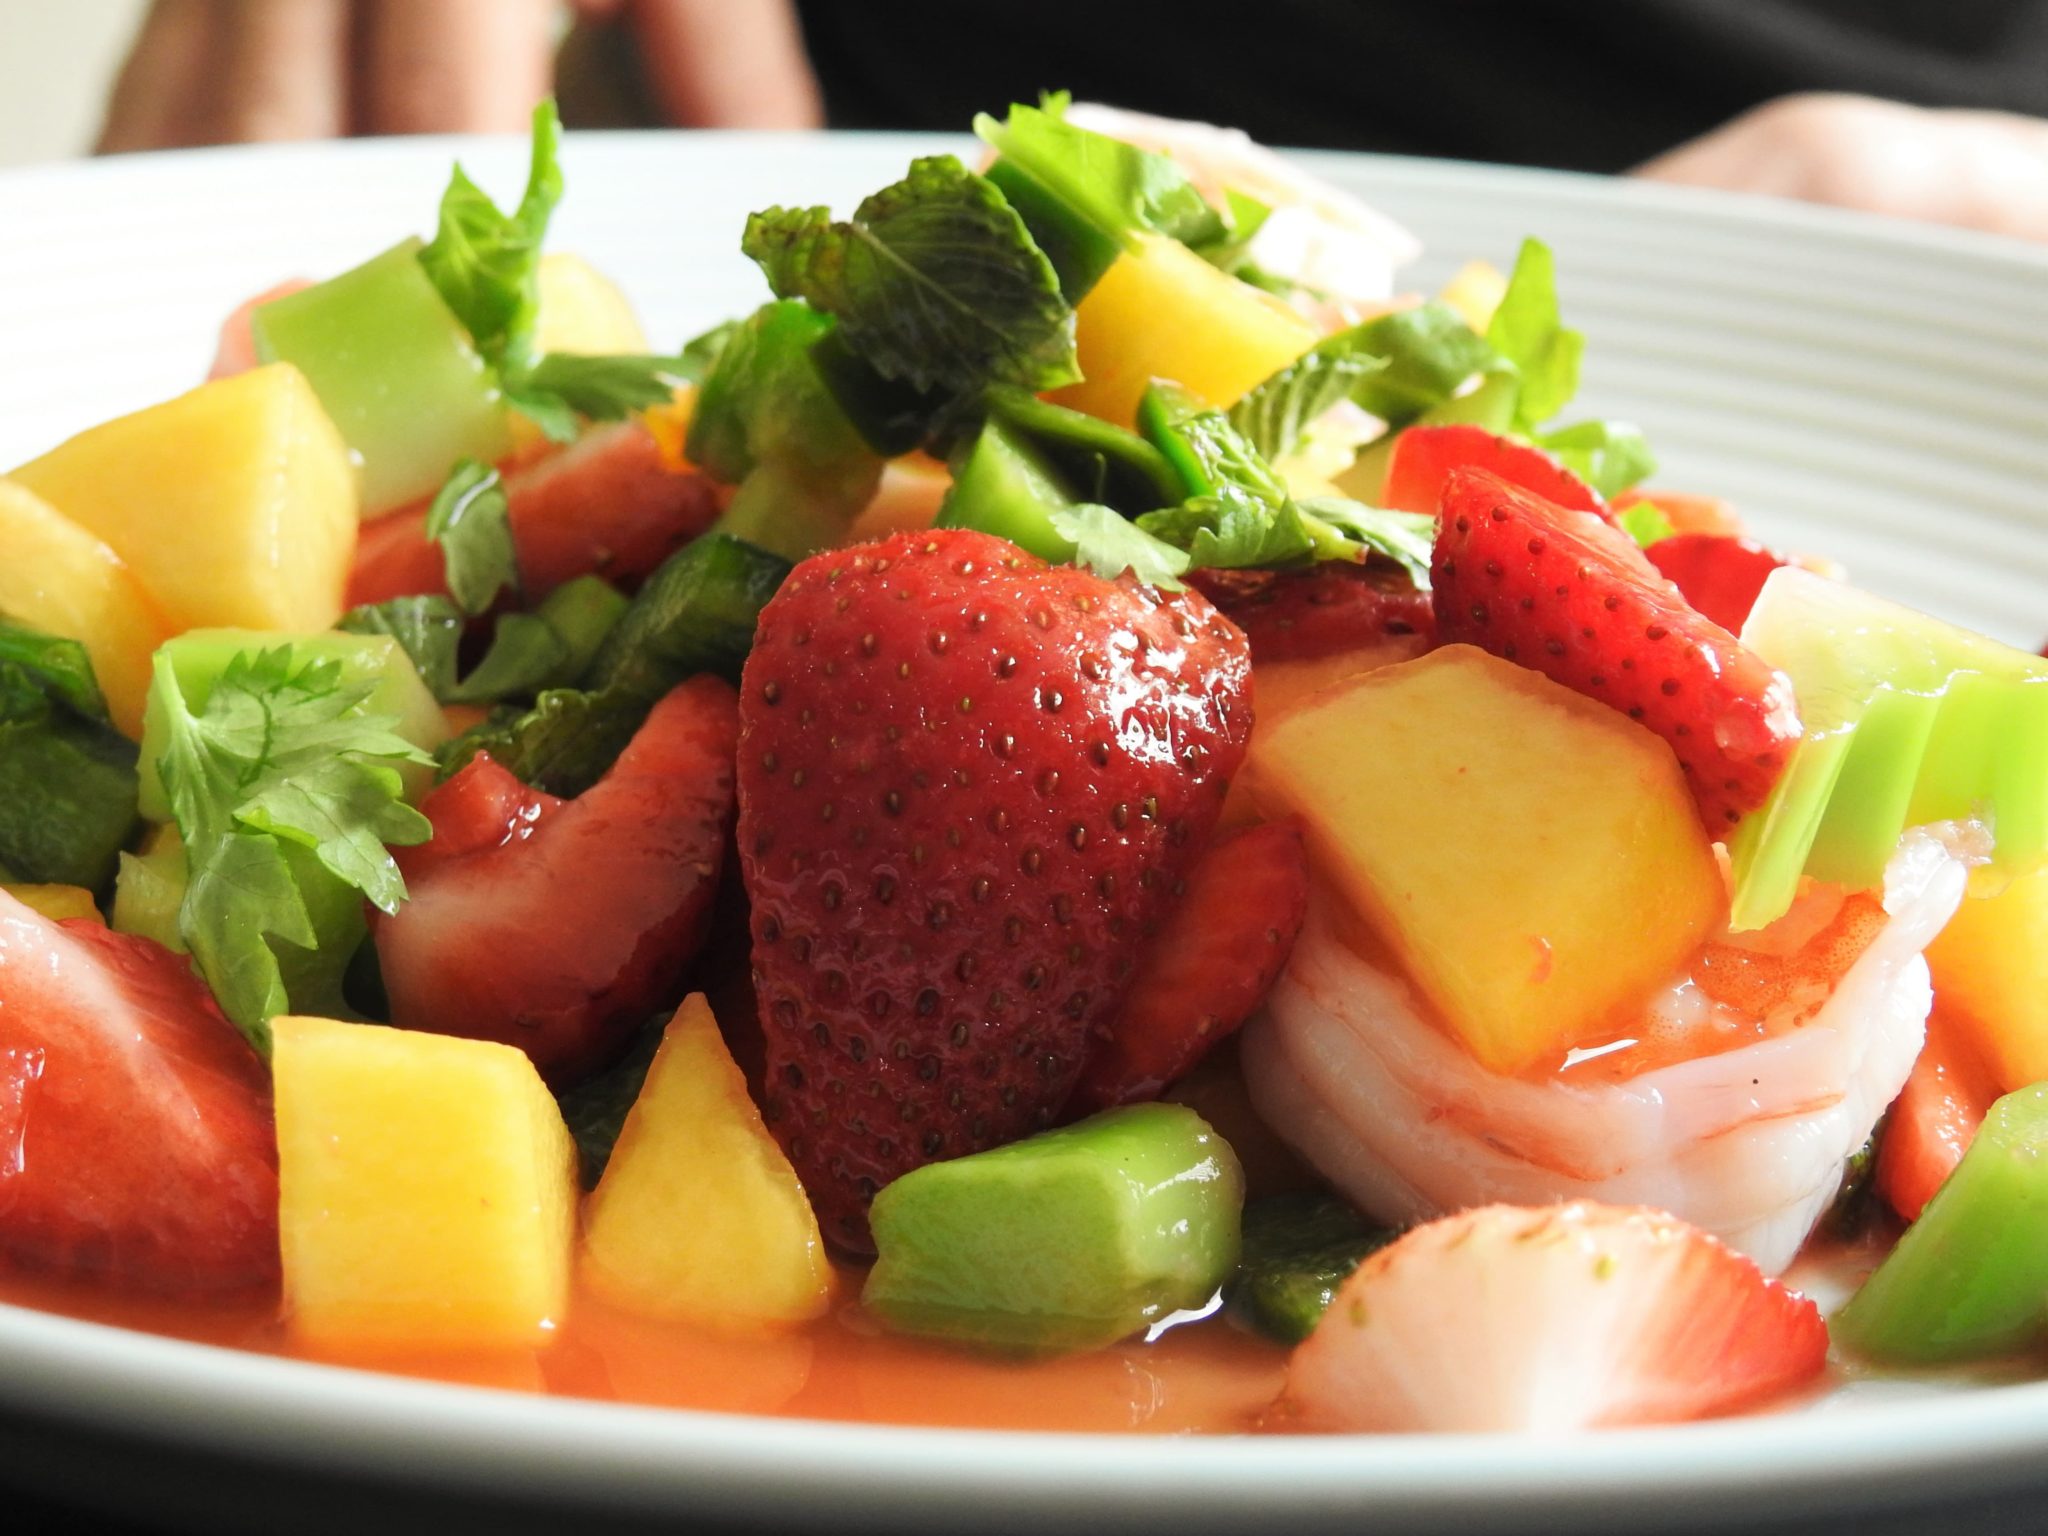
(1240, 829, 1973, 1274)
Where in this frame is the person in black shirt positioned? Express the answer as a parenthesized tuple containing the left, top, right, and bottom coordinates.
(95, 0, 2048, 241)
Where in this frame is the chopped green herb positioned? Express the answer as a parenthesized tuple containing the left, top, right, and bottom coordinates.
(1047, 505, 1191, 590)
(1487, 237, 1584, 431)
(0, 618, 137, 889)
(1616, 497, 1678, 549)
(424, 458, 518, 616)
(1539, 418, 1659, 501)
(1225, 1192, 1400, 1344)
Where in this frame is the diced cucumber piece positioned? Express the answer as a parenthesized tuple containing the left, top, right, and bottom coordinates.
(1224, 1193, 1399, 1345)
(251, 239, 512, 515)
(1729, 570, 2048, 929)
(1834, 1084, 2048, 1362)
(138, 629, 449, 820)
(862, 1103, 1244, 1356)
(1335, 369, 1521, 503)
(934, 416, 1084, 563)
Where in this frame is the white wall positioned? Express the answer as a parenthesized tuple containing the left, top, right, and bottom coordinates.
(0, 0, 147, 166)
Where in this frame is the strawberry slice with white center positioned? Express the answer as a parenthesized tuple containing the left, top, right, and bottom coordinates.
(1279, 1202, 1828, 1433)
(0, 894, 278, 1294)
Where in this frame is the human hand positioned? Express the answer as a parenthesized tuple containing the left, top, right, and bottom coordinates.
(1635, 93, 2048, 244)
(96, 0, 820, 153)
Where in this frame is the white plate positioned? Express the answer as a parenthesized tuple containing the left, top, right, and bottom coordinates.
(3, 131, 2048, 1534)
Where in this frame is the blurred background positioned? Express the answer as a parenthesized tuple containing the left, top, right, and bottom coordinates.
(0, 2, 145, 166)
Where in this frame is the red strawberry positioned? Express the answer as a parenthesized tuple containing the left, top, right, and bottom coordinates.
(1876, 1013, 2000, 1223)
(1646, 533, 1789, 636)
(1279, 1202, 1828, 1433)
(0, 896, 278, 1294)
(375, 676, 739, 1084)
(1189, 564, 1433, 664)
(1382, 422, 1609, 522)
(345, 420, 722, 608)
(1067, 820, 1309, 1115)
(737, 529, 1252, 1250)
(1433, 467, 1801, 830)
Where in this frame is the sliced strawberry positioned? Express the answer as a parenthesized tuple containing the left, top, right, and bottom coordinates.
(1188, 563, 1433, 664)
(1876, 1012, 2001, 1223)
(374, 675, 739, 1083)
(1433, 467, 1801, 830)
(1279, 1202, 1828, 1433)
(1067, 821, 1309, 1114)
(1382, 423, 1608, 521)
(0, 895, 278, 1294)
(738, 529, 1252, 1250)
(1647, 533, 1789, 635)
(207, 279, 312, 380)
(345, 420, 723, 608)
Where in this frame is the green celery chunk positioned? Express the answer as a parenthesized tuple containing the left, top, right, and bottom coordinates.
(139, 629, 448, 820)
(251, 239, 512, 515)
(1225, 1192, 1399, 1344)
(1834, 1085, 2048, 1363)
(934, 415, 1084, 562)
(862, 1103, 1244, 1356)
(1729, 571, 2048, 929)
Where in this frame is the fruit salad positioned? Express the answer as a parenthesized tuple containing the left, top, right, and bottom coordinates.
(5, 94, 2048, 1438)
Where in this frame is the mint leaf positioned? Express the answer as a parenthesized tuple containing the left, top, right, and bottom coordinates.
(505, 352, 693, 445)
(1137, 494, 1316, 569)
(444, 612, 570, 704)
(558, 1013, 666, 1187)
(687, 302, 872, 485)
(0, 621, 107, 723)
(1537, 417, 1657, 500)
(973, 97, 1225, 252)
(1048, 505, 1191, 590)
(1616, 498, 1677, 548)
(1294, 498, 1436, 589)
(436, 687, 627, 799)
(417, 98, 562, 373)
(153, 647, 432, 1048)
(0, 621, 137, 888)
(742, 156, 1079, 401)
(1487, 237, 1584, 430)
(425, 459, 517, 615)
(1228, 352, 1385, 463)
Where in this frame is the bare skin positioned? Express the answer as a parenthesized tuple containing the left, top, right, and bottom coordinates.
(95, 9, 2046, 244)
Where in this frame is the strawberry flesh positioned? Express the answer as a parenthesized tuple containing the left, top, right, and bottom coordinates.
(1190, 564, 1433, 664)
(1280, 1202, 1829, 1433)
(375, 675, 739, 1084)
(1382, 423, 1609, 522)
(1067, 820, 1309, 1115)
(737, 529, 1252, 1251)
(0, 896, 278, 1294)
(1433, 467, 1800, 830)
(1646, 533, 1789, 636)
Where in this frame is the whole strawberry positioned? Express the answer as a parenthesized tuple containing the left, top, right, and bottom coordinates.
(1434, 467, 1800, 830)
(737, 529, 1252, 1251)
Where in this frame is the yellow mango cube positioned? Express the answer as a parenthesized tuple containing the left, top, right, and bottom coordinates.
(0, 482, 171, 738)
(536, 252, 650, 356)
(1249, 645, 1726, 1075)
(2, 885, 102, 924)
(1438, 259, 1509, 334)
(273, 1016, 578, 1351)
(9, 364, 357, 634)
(1051, 232, 1319, 427)
(581, 995, 835, 1330)
(1928, 864, 2048, 1092)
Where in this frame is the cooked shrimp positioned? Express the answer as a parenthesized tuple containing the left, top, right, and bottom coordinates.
(1063, 101, 1422, 326)
(1239, 828, 1976, 1274)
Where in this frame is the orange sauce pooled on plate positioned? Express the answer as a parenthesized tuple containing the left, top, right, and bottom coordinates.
(0, 1267, 1287, 1433)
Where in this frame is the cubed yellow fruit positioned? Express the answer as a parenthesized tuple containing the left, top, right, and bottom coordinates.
(1051, 232, 1319, 427)
(0, 482, 171, 738)
(9, 364, 357, 634)
(1928, 864, 2048, 1092)
(536, 252, 650, 356)
(273, 1015, 578, 1351)
(1249, 645, 1726, 1075)
(581, 995, 835, 1330)
(1438, 259, 1509, 334)
(2, 885, 101, 924)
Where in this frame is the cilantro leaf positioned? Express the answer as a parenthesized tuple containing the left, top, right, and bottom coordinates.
(417, 98, 562, 374)
(742, 155, 1080, 402)
(1048, 505, 1191, 590)
(1136, 494, 1317, 570)
(1487, 237, 1584, 431)
(1536, 417, 1658, 500)
(1294, 498, 1436, 588)
(424, 459, 518, 615)
(153, 647, 433, 1048)
(973, 96, 1226, 254)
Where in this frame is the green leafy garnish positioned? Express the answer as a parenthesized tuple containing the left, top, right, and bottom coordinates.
(1225, 1193, 1400, 1345)
(0, 619, 137, 890)
(153, 648, 432, 1049)
(1487, 237, 1584, 431)
(983, 387, 1181, 511)
(424, 458, 518, 615)
(418, 99, 562, 376)
(1538, 418, 1658, 501)
(1048, 505, 1191, 589)
(504, 352, 693, 443)
(558, 1013, 667, 1188)
(973, 94, 1226, 255)
(742, 155, 1080, 403)
(1615, 497, 1677, 549)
